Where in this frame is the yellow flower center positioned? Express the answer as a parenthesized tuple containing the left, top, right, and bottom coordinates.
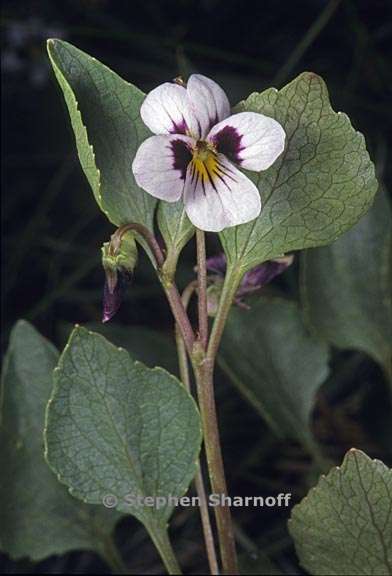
(191, 141, 220, 185)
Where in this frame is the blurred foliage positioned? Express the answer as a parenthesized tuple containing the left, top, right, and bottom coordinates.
(2, 0, 392, 573)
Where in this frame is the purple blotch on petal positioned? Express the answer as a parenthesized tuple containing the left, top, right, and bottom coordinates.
(171, 118, 188, 135)
(170, 138, 193, 180)
(212, 125, 245, 164)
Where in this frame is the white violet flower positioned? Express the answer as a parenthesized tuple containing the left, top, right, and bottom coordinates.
(132, 75, 285, 232)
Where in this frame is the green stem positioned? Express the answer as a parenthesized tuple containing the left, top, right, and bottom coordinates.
(114, 223, 195, 355)
(207, 264, 243, 363)
(149, 527, 182, 575)
(196, 229, 209, 349)
(175, 283, 220, 575)
(192, 360, 238, 575)
(191, 264, 243, 575)
(163, 281, 195, 355)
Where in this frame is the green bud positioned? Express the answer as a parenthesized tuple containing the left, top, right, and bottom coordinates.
(101, 230, 138, 295)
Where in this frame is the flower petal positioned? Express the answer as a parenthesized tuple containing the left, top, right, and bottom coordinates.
(183, 154, 261, 232)
(140, 83, 195, 135)
(207, 111, 286, 171)
(187, 74, 231, 139)
(206, 253, 227, 276)
(132, 134, 194, 201)
(238, 254, 294, 297)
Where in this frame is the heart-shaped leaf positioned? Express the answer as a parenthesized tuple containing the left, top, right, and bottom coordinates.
(0, 321, 121, 562)
(220, 72, 378, 272)
(47, 39, 156, 230)
(45, 326, 202, 569)
(289, 449, 392, 575)
(300, 190, 392, 382)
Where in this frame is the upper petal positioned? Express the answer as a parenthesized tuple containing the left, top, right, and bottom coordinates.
(186, 74, 231, 139)
(132, 134, 194, 201)
(183, 154, 261, 232)
(140, 83, 195, 135)
(207, 111, 286, 171)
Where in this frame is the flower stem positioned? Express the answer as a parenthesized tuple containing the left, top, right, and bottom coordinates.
(192, 359, 238, 575)
(196, 228, 209, 349)
(192, 253, 243, 574)
(112, 222, 164, 267)
(176, 281, 219, 575)
(163, 281, 195, 355)
(114, 223, 195, 354)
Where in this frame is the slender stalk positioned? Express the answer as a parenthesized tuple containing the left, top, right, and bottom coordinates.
(196, 229, 209, 349)
(175, 283, 219, 575)
(192, 257, 243, 574)
(114, 223, 195, 354)
(207, 264, 243, 362)
(193, 472, 220, 575)
(149, 527, 182, 575)
(164, 282, 195, 355)
(112, 222, 165, 267)
(192, 360, 238, 575)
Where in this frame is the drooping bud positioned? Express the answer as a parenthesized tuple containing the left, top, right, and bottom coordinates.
(205, 252, 294, 310)
(101, 230, 138, 323)
(236, 255, 294, 300)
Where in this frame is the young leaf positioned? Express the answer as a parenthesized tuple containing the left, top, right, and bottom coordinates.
(219, 297, 329, 460)
(45, 327, 202, 566)
(300, 190, 392, 382)
(289, 449, 392, 575)
(47, 39, 156, 230)
(0, 321, 121, 561)
(157, 200, 195, 278)
(220, 72, 378, 271)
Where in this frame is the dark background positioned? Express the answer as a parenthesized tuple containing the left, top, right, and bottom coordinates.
(1, 0, 391, 574)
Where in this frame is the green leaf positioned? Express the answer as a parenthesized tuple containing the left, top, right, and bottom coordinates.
(45, 326, 201, 566)
(157, 200, 195, 278)
(219, 297, 329, 460)
(220, 72, 378, 272)
(0, 321, 121, 561)
(289, 449, 392, 575)
(300, 190, 392, 381)
(47, 39, 156, 230)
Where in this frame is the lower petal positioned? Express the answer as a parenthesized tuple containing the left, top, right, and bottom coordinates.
(183, 154, 261, 232)
(132, 134, 194, 201)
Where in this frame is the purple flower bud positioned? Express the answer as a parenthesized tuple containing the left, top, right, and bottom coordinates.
(206, 253, 227, 276)
(205, 252, 294, 309)
(237, 255, 294, 299)
(102, 271, 132, 323)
